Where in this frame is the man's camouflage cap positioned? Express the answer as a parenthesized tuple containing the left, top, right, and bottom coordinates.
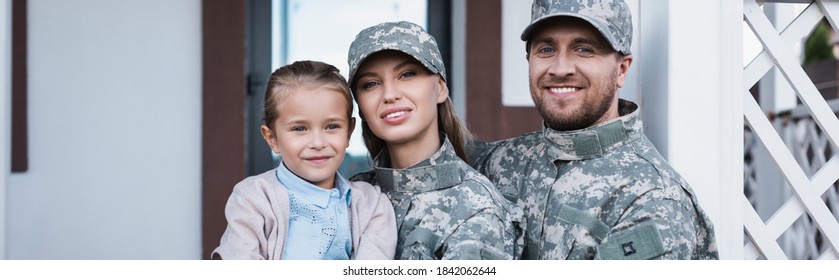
(521, 0, 632, 54)
(348, 21, 446, 86)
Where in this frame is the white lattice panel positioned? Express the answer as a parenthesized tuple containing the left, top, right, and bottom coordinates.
(742, 0, 839, 259)
(746, 116, 839, 259)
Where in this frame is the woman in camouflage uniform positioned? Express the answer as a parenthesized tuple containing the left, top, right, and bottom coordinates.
(346, 21, 521, 260)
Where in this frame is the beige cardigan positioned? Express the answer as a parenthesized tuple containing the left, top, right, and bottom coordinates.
(212, 169, 397, 260)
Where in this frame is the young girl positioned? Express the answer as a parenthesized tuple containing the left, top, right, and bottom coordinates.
(347, 21, 522, 260)
(212, 61, 396, 260)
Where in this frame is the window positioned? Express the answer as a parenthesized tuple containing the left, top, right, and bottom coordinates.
(263, 0, 429, 176)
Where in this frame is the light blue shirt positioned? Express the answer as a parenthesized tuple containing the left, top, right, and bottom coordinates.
(276, 161, 352, 260)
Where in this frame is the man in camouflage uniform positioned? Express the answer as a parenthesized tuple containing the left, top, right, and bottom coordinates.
(348, 21, 522, 260)
(470, 0, 718, 259)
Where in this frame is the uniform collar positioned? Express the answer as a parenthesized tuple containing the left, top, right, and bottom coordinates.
(372, 135, 464, 193)
(275, 161, 352, 207)
(543, 99, 644, 161)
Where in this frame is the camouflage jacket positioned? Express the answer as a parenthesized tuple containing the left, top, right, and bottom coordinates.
(353, 136, 523, 260)
(470, 100, 718, 260)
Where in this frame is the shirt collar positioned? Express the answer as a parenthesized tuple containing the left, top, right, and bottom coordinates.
(275, 161, 351, 207)
(372, 135, 464, 193)
(542, 99, 644, 161)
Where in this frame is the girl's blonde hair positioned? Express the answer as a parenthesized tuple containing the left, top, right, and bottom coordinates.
(263, 60, 353, 130)
(353, 74, 473, 162)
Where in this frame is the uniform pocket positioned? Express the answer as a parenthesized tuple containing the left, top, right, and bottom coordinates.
(594, 221, 665, 260)
(540, 204, 610, 259)
(399, 241, 435, 260)
(400, 227, 439, 260)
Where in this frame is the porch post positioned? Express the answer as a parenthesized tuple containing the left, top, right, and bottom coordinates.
(638, 0, 744, 259)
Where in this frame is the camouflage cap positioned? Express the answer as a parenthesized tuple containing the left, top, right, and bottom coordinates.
(348, 21, 446, 86)
(521, 0, 632, 55)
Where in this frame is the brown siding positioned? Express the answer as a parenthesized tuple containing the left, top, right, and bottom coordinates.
(202, 0, 247, 260)
(12, 0, 28, 172)
(465, 0, 542, 142)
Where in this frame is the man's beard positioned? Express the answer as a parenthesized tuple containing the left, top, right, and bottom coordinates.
(532, 69, 618, 131)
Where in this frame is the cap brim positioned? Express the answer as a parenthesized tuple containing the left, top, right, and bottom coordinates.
(520, 13, 627, 54)
(349, 46, 441, 86)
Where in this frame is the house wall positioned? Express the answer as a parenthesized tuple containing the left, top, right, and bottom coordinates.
(1, 0, 11, 260)
(6, 0, 201, 259)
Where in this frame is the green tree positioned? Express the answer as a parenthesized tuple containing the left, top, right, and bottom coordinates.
(803, 20, 834, 64)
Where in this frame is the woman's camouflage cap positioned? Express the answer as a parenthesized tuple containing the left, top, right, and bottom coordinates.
(521, 0, 632, 55)
(347, 21, 446, 86)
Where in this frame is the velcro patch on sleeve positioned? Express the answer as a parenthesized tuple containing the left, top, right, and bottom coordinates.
(595, 221, 665, 260)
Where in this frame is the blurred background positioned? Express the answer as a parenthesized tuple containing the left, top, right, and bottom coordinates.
(1, 0, 837, 260)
